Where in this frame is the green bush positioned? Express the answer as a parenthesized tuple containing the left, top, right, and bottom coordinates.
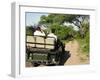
(26, 26, 34, 35)
(50, 24, 76, 41)
(78, 31, 89, 55)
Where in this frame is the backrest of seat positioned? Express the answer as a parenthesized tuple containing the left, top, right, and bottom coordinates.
(35, 36, 45, 48)
(26, 35, 56, 49)
(45, 37, 55, 49)
(26, 36, 35, 47)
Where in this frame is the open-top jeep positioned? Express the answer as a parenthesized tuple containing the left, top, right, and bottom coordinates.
(26, 35, 70, 67)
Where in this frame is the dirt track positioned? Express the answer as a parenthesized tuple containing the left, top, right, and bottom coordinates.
(64, 40, 89, 65)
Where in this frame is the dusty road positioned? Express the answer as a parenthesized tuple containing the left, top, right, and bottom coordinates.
(64, 40, 89, 65)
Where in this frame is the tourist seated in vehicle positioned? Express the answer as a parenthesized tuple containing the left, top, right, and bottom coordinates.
(34, 26, 45, 36)
(47, 29, 57, 41)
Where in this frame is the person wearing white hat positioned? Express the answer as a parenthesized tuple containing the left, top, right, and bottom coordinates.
(34, 27, 45, 36)
(47, 29, 57, 40)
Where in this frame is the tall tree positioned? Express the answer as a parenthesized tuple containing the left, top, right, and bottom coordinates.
(63, 15, 89, 38)
(39, 14, 89, 38)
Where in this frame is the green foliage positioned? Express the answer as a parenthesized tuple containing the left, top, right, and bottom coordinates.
(43, 29, 50, 37)
(77, 23, 89, 54)
(39, 14, 65, 25)
(83, 31, 89, 53)
(49, 23, 76, 41)
(26, 26, 34, 35)
(39, 14, 89, 38)
(39, 15, 48, 24)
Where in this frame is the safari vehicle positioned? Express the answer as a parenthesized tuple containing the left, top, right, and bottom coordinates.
(26, 35, 70, 67)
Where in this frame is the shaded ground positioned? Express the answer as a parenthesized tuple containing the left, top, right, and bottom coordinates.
(64, 40, 89, 65)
